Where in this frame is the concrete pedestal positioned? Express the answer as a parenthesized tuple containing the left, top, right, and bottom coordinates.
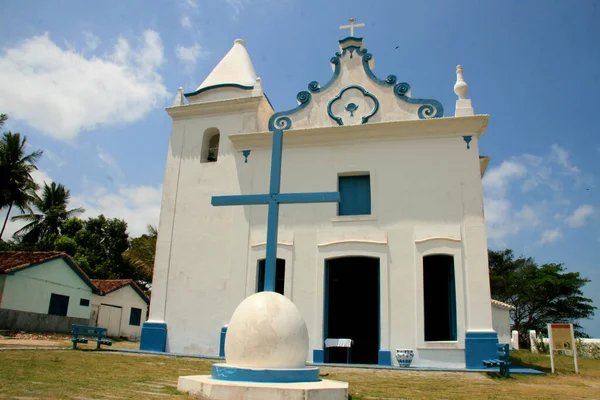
(178, 375, 348, 400)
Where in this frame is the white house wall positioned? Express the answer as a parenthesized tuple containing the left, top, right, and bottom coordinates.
(492, 304, 512, 345)
(92, 285, 148, 340)
(0, 259, 92, 319)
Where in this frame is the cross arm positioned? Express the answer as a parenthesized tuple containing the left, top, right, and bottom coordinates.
(275, 192, 340, 204)
(211, 194, 270, 206)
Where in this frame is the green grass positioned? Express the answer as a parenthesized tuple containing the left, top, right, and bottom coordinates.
(0, 349, 598, 399)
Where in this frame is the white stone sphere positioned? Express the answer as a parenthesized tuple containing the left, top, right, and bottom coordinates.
(225, 291, 309, 368)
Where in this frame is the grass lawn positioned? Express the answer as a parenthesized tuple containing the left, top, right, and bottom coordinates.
(0, 349, 598, 399)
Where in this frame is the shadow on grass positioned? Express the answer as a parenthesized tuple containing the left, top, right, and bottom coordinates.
(510, 353, 552, 373)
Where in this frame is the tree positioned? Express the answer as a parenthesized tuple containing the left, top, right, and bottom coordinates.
(489, 249, 596, 344)
(122, 224, 157, 286)
(0, 130, 43, 240)
(67, 215, 133, 279)
(12, 182, 84, 242)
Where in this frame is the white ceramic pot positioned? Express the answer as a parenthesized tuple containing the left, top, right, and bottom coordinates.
(395, 349, 414, 368)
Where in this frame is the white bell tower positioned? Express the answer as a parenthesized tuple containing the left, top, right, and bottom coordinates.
(140, 39, 273, 353)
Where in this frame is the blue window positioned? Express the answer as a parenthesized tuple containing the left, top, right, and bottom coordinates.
(129, 308, 142, 326)
(338, 175, 371, 216)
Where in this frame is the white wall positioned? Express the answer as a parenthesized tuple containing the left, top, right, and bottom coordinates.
(0, 258, 93, 319)
(92, 285, 148, 340)
(492, 304, 512, 345)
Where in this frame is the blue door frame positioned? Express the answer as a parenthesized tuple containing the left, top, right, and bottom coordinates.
(319, 256, 390, 366)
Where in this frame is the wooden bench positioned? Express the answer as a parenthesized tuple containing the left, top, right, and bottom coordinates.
(71, 324, 113, 350)
(482, 343, 511, 377)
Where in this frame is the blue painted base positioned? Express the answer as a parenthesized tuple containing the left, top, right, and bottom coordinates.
(378, 350, 392, 366)
(211, 364, 321, 383)
(313, 349, 324, 363)
(465, 331, 499, 369)
(140, 322, 167, 352)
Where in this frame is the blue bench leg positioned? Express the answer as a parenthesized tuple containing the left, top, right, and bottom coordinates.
(72, 336, 77, 350)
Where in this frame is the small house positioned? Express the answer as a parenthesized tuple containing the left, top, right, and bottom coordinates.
(0, 251, 95, 333)
(90, 279, 149, 340)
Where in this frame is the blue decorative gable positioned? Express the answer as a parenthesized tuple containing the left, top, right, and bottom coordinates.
(268, 37, 444, 133)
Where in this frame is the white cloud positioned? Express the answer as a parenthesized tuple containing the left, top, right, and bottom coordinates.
(175, 43, 208, 65)
(482, 160, 527, 197)
(538, 229, 563, 245)
(0, 167, 161, 240)
(224, 0, 245, 16)
(483, 144, 593, 244)
(564, 205, 595, 227)
(83, 32, 101, 52)
(185, 0, 198, 8)
(551, 144, 580, 175)
(97, 148, 119, 170)
(181, 15, 192, 29)
(72, 184, 162, 237)
(0, 31, 169, 140)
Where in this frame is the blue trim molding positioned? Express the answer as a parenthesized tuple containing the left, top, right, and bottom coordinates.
(211, 364, 321, 383)
(184, 83, 254, 98)
(378, 350, 392, 366)
(219, 326, 228, 357)
(140, 322, 167, 352)
(266, 40, 444, 131)
(327, 85, 379, 126)
(268, 91, 312, 131)
(338, 36, 363, 45)
(313, 349, 325, 363)
(465, 331, 499, 369)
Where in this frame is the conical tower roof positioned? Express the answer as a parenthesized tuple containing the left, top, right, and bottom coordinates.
(195, 39, 257, 91)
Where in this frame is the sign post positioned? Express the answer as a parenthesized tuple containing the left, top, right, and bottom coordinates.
(547, 323, 578, 373)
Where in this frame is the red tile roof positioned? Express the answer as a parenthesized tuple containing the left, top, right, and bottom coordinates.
(0, 251, 96, 291)
(91, 279, 150, 304)
(0, 251, 71, 273)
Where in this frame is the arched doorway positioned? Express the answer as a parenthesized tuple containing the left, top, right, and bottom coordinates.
(324, 256, 380, 364)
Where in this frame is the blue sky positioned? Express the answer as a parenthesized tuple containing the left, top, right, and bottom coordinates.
(1, 0, 599, 336)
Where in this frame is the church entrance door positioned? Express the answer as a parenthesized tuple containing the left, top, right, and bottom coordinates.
(324, 256, 380, 364)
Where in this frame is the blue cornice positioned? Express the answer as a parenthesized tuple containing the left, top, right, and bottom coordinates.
(184, 83, 254, 98)
(267, 41, 444, 131)
(338, 36, 363, 45)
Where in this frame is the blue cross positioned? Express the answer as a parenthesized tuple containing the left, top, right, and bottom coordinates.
(211, 129, 340, 292)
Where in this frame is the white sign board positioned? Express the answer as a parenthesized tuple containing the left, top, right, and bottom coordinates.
(547, 323, 578, 373)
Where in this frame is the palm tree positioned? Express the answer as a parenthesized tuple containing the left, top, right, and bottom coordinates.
(12, 182, 84, 242)
(123, 224, 158, 284)
(0, 131, 43, 240)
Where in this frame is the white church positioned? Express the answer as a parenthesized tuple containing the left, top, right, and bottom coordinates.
(141, 26, 503, 369)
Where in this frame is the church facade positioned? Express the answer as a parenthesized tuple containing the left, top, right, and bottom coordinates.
(141, 34, 499, 369)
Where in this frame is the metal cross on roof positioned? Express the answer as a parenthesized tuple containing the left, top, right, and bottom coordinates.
(339, 18, 365, 37)
(211, 129, 340, 292)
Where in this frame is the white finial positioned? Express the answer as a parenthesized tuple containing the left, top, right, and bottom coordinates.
(454, 65, 474, 117)
(234, 38, 245, 46)
(172, 87, 185, 107)
(339, 18, 365, 36)
(252, 77, 263, 97)
(454, 65, 468, 100)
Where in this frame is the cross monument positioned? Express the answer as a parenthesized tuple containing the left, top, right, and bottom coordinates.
(211, 129, 340, 292)
(339, 18, 365, 37)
